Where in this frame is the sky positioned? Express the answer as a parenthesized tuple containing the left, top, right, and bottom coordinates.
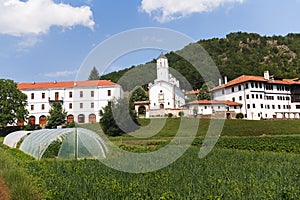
(1, 0, 300, 83)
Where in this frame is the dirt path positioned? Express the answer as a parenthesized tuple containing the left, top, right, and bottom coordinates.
(0, 177, 10, 200)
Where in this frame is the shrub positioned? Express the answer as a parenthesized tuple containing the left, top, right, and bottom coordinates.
(236, 113, 244, 119)
(167, 113, 173, 118)
(178, 111, 184, 117)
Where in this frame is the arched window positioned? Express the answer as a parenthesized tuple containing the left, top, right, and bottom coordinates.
(89, 114, 96, 123)
(78, 114, 85, 124)
(39, 115, 47, 126)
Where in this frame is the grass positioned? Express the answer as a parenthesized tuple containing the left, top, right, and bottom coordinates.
(1, 118, 300, 199)
(0, 139, 43, 200)
(25, 148, 300, 199)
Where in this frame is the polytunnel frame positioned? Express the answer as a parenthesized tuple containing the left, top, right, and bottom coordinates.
(19, 128, 108, 160)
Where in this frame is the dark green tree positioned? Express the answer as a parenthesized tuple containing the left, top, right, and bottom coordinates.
(99, 98, 139, 136)
(46, 102, 67, 129)
(197, 83, 212, 100)
(88, 66, 100, 80)
(0, 79, 28, 127)
(130, 87, 149, 102)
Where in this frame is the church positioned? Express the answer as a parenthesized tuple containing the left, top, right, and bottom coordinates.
(135, 53, 186, 117)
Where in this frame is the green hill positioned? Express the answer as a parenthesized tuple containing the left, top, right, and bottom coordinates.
(100, 32, 300, 90)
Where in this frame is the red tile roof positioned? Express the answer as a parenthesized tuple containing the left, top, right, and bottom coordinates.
(185, 90, 199, 95)
(211, 75, 300, 91)
(188, 100, 242, 106)
(18, 80, 118, 90)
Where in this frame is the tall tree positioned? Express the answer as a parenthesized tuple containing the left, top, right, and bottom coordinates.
(99, 98, 139, 136)
(46, 102, 67, 129)
(0, 79, 28, 127)
(197, 83, 212, 100)
(88, 66, 100, 80)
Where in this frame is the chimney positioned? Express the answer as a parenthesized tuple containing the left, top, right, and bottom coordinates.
(219, 78, 222, 86)
(264, 71, 270, 80)
(224, 76, 228, 84)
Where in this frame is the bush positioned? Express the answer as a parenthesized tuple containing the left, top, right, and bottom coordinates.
(236, 113, 244, 119)
(178, 111, 184, 117)
(167, 113, 173, 118)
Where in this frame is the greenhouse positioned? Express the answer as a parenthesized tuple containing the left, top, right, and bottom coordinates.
(19, 128, 108, 160)
(3, 131, 32, 148)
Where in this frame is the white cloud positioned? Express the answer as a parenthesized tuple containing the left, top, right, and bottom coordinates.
(44, 70, 78, 78)
(140, 0, 244, 23)
(0, 0, 95, 36)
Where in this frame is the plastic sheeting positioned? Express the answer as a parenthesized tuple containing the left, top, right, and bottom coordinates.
(19, 128, 108, 160)
(3, 131, 32, 148)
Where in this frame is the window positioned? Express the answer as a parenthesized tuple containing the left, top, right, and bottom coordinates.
(55, 92, 59, 101)
(246, 94, 249, 99)
(239, 96, 242, 101)
(91, 102, 94, 108)
(272, 105, 275, 109)
(108, 90, 111, 96)
(91, 91, 94, 97)
(218, 106, 221, 109)
(247, 104, 250, 109)
(245, 83, 249, 89)
(69, 92, 72, 98)
(41, 104, 45, 110)
(80, 91, 83, 98)
(42, 93, 45, 99)
(260, 94, 263, 99)
(234, 106, 237, 109)
(31, 93, 34, 99)
(283, 105, 286, 109)
(252, 94, 255, 99)
(252, 104, 256, 108)
(259, 83, 262, 88)
(80, 103, 83, 109)
(286, 96, 290, 101)
(231, 87, 234, 92)
(256, 94, 259, 99)
(222, 89, 225, 95)
(267, 105, 270, 109)
(232, 97, 235, 102)
(278, 105, 281, 109)
(287, 105, 291, 109)
(69, 103, 72, 109)
(261, 104, 264, 109)
(296, 105, 300, 109)
(204, 106, 207, 109)
(31, 105, 34, 110)
(251, 83, 254, 88)
(266, 84, 273, 90)
(285, 86, 289, 91)
(255, 83, 258, 88)
(238, 85, 241, 91)
(168, 102, 170, 105)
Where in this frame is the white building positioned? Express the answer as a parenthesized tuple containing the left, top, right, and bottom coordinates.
(187, 100, 242, 119)
(211, 71, 300, 120)
(17, 80, 123, 126)
(147, 53, 185, 116)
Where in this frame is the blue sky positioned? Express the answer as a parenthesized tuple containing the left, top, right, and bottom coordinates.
(1, 0, 300, 83)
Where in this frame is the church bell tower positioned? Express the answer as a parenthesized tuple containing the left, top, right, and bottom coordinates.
(156, 53, 169, 82)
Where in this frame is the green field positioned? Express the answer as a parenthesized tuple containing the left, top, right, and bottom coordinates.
(0, 119, 300, 199)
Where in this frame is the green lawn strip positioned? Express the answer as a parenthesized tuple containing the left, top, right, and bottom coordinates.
(0, 138, 45, 200)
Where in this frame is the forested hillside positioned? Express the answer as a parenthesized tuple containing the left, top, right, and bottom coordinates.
(100, 32, 300, 90)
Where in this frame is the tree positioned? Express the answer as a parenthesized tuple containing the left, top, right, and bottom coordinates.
(99, 98, 139, 136)
(0, 79, 28, 127)
(46, 102, 67, 129)
(197, 83, 212, 100)
(130, 87, 149, 103)
(88, 66, 100, 80)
